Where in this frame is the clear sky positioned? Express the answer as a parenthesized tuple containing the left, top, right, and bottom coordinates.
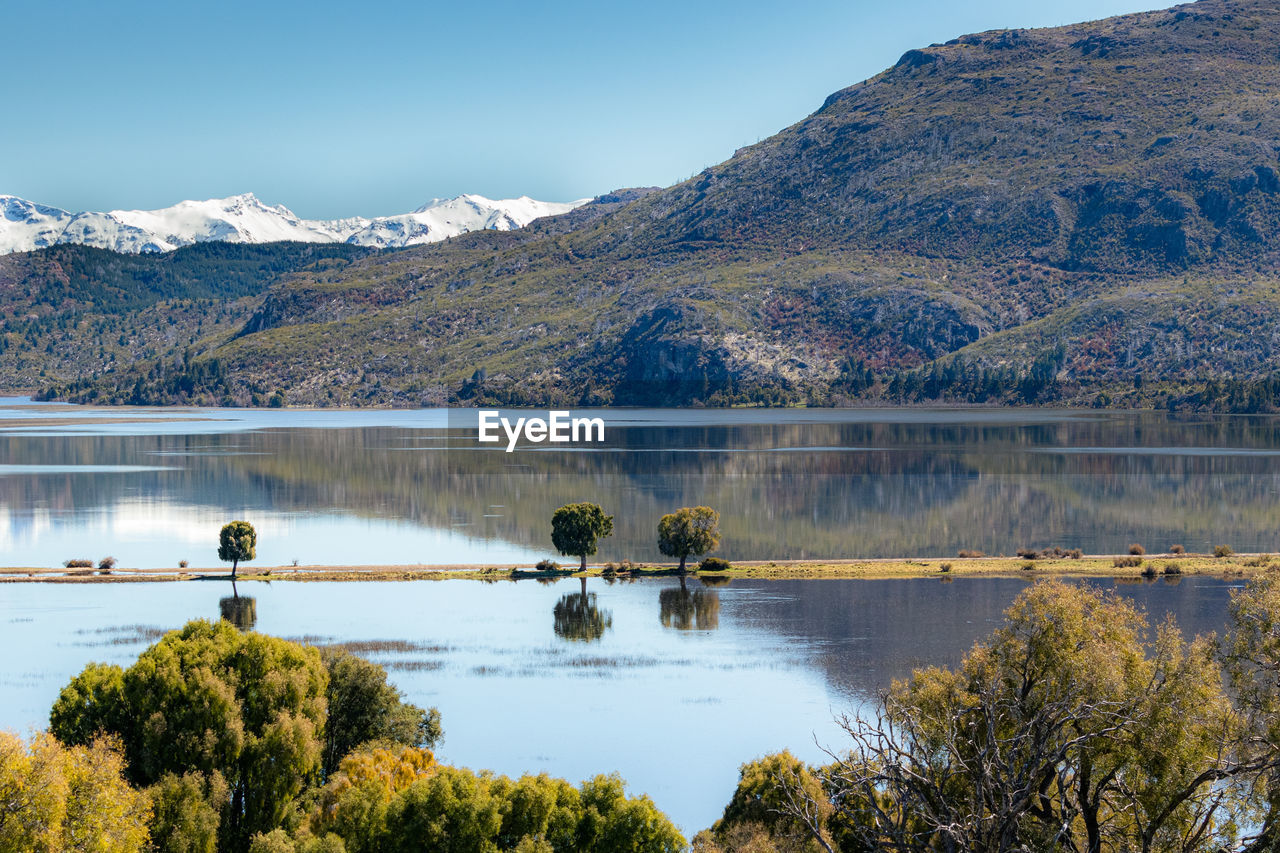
(5, 0, 1170, 219)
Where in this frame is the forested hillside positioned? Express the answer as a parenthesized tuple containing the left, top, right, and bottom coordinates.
(16, 0, 1280, 410)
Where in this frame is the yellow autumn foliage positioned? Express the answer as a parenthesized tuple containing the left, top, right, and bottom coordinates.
(0, 730, 150, 853)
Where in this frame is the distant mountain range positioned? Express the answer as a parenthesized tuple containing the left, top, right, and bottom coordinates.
(12, 0, 1280, 412)
(0, 193, 587, 254)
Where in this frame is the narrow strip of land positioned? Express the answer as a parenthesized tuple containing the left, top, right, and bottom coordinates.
(0, 553, 1265, 582)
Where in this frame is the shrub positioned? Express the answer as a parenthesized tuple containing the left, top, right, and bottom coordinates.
(1171, 544, 1186, 555)
(698, 556, 732, 572)
(958, 549, 985, 558)
(1016, 548, 1039, 560)
(63, 558, 93, 568)
(98, 556, 117, 570)
(1129, 544, 1146, 556)
(1163, 562, 1183, 575)
(1067, 549, 1083, 559)
(1021, 562, 1036, 571)
(1215, 545, 1235, 558)
(1114, 556, 1144, 568)
(1141, 565, 1157, 579)
(940, 562, 953, 573)
(535, 559, 560, 572)
(1245, 555, 1273, 568)
(179, 560, 189, 569)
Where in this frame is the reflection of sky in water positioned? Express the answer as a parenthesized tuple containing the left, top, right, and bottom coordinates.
(0, 578, 844, 835)
(0, 500, 542, 568)
(0, 576, 1241, 834)
(8, 396, 1280, 565)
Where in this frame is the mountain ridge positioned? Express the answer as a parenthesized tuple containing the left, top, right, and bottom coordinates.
(18, 0, 1280, 411)
(0, 192, 588, 255)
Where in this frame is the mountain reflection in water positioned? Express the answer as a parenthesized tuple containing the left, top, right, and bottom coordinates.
(4, 402, 1280, 567)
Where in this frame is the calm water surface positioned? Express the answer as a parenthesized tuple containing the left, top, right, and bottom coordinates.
(3, 398, 1280, 567)
(0, 574, 1245, 833)
(0, 398, 1271, 829)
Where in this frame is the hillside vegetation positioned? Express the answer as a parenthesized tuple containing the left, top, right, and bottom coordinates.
(17, 0, 1280, 409)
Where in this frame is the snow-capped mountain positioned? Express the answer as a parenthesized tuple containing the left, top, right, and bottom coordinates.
(0, 192, 588, 255)
(342, 195, 588, 248)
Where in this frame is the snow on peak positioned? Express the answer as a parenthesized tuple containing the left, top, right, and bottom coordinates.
(0, 192, 590, 255)
(344, 194, 589, 249)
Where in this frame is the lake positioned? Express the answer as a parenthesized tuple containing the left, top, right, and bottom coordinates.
(0, 573, 1245, 834)
(2, 398, 1280, 568)
(0, 398, 1270, 831)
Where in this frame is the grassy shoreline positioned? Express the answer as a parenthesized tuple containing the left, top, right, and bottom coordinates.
(0, 553, 1266, 583)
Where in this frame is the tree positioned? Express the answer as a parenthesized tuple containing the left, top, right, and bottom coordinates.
(657, 506, 721, 572)
(1222, 573, 1280, 851)
(50, 622, 445, 853)
(321, 648, 443, 778)
(550, 503, 613, 572)
(51, 620, 327, 853)
(775, 581, 1248, 853)
(694, 751, 838, 853)
(147, 771, 228, 853)
(0, 730, 151, 853)
(218, 520, 257, 580)
(260, 745, 685, 853)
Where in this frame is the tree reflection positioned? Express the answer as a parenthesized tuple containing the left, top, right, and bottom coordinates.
(218, 583, 257, 631)
(659, 581, 720, 631)
(553, 591, 612, 642)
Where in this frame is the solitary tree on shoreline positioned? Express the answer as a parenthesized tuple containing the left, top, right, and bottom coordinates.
(658, 506, 721, 572)
(551, 503, 613, 571)
(218, 521, 257, 580)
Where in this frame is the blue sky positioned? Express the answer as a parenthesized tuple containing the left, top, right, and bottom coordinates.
(5, 0, 1168, 219)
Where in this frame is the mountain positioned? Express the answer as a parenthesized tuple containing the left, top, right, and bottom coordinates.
(341, 196, 595, 248)
(0, 193, 587, 255)
(18, 0, 1280, 411)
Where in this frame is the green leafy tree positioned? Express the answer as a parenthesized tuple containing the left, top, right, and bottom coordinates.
(694, 751, 838, 853)
(771, 581, 1249, 853)
(574, 774, 686, 853)
(321, 648, 443, 777)
(264, 744, 684, 853)
(218, 520, 257, 579)
(51, 620, 327, 853)
(47, 661, 129, 747)
(657, 506, 721, 572)
(1223, 574, 1280, 849)
(147, 770, 228, 853)
(550, 503, 613, 572)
